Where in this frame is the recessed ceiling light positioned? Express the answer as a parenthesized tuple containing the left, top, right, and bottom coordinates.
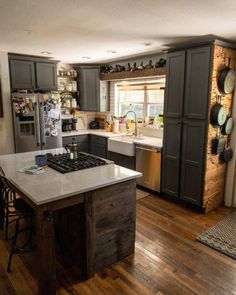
(143, 43, 152, 47)
(82, 56, 91, 59)
(107, 50, 117, 54)
(41, 51, 52, 55)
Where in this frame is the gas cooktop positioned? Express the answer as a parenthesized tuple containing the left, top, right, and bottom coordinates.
(46, 153, 109, 173)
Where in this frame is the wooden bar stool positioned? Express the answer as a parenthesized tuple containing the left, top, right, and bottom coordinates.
(0, 167, 24, 240)
(0, 167, 34, 272)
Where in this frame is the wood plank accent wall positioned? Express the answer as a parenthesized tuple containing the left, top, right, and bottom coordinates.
(203, 45, 236, 212)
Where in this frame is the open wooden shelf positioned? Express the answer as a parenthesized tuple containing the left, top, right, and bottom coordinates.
(100, 67, 166, 81)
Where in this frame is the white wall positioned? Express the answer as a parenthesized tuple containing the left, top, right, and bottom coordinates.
(0, 51, 14, 155)
(224, 90, 236, 207)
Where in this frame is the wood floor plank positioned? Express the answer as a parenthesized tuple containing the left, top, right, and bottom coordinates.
(0, 192, 235, 295)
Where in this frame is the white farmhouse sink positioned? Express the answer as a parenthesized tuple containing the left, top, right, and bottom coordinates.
(108, 135, 143, 156)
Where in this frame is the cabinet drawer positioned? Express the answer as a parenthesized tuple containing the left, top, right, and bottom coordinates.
(62, 135, 88, 146)
(90, 135, 107, 146)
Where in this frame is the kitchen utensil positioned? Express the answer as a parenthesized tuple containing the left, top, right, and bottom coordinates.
(221, 116, 234, 135)
(210, 96, 227, 127)
(89, 120, 100, 129)
(220, 146, 233, 163)
(218, 58, 236, 94)
(65, 138, 78, 160)
(212, 136, 226, 155)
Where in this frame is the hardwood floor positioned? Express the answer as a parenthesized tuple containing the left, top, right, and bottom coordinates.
(0, 193, 236, 295)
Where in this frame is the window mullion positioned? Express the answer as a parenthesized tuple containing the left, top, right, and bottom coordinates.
(144, 85, 147, 118)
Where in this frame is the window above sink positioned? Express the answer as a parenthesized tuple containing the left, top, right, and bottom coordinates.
(114, 78, 165, 122)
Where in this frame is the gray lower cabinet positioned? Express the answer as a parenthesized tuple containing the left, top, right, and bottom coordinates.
(36, 62, 57, 90)
(89, 135, 107, 158)
(107, 151, 135, 170)
(162, 118, 182, 197)
(62, 135, 89, 153)
(10, 59, 36, 89)
(180, 120, 207, 206)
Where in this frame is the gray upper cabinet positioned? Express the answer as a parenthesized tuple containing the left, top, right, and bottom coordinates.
(76, 67, 109, 112)
(164, 51, 185, 118)
(10, 60, 36, 89)
(9, 55, 59, 91)
(78, 67, 100, 111)
(184, 46, 211, 120)
(36, 62, 57, 90)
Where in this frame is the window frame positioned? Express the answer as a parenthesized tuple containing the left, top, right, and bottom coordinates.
(115, 78, 165, 119)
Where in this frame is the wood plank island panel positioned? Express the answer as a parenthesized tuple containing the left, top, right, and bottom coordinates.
(203, 45, 236, 212)
(100, 67, 166, 81)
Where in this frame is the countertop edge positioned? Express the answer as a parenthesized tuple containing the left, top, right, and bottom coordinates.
(32, 173, 142, 205)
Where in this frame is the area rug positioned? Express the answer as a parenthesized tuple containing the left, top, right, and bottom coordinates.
(197, 212, 236, 260)
(136, 188, 150, 200)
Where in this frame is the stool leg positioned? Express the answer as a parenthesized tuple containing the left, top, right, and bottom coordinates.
(0, 189, 4, 230)
(4, 189, 10, 240)
(7, 217, 20, 272)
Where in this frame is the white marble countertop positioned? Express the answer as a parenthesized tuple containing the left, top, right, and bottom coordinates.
(62, 130, 163, 149)
(0, 148, 141, 206)
(62, 130, 121, 138)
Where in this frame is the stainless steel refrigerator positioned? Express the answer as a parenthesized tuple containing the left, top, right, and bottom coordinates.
(12, 93, 62, 153)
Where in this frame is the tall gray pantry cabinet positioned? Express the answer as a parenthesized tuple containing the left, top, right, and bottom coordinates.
(162, 45, 212, 207)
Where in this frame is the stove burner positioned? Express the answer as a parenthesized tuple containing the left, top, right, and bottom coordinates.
(46, 153, 108, 173)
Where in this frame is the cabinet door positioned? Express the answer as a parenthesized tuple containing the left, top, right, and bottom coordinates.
(107, 151, 135, 170)
(79, 68, 100, 111)
(90, 143, 107, 158)
(162, 118, 182, 197)
(10, 60, 36, 89)
(164, 51, 185, 118)
(184, 46, 211, 120)
(36, 62, 57, 90)
(180, 120, 206, 205)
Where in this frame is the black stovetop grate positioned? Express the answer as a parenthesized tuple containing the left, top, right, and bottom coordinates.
(46, 153, 108, 173)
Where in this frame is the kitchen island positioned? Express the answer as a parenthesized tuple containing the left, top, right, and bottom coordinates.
(0, 148, 141, 295)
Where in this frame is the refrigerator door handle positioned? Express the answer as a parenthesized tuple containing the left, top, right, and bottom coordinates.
(35, 103, 41, 146)
(39, 102, 46, 147)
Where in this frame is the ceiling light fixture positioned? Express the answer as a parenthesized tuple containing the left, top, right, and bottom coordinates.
(143, 43, 152, 47)
(107, 50, 117, 54)
(82, 56, 91, 59)
(41, 51, 52, 55)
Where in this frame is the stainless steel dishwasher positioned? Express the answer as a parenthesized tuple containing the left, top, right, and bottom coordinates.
(135, 144, 161, 192)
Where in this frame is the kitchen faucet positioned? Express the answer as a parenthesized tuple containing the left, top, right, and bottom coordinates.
(123, 111, 137, 137)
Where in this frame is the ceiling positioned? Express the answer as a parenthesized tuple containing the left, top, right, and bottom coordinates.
(0, 0, 236, 63)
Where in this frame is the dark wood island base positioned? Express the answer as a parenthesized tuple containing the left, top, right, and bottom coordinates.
(33, 179, 136, 295)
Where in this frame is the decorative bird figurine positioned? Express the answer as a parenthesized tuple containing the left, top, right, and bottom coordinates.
(138, 62, 144, 70)
(131, 62, 138, 72)
(125, 63, 131, 71)
(145, 60, 154, 69)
